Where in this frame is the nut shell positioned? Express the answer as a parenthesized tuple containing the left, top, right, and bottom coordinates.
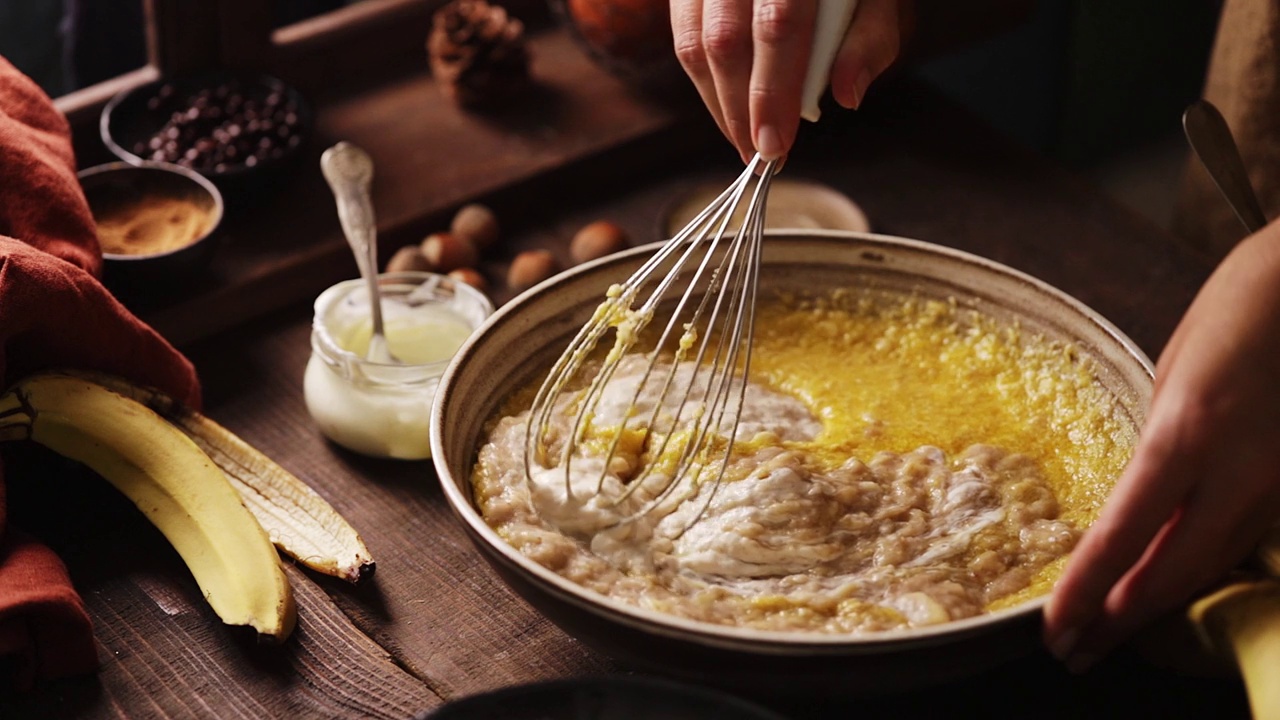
(449, 267, 489, 293)
(421, 231, 479, 273)
(385, 245, 433, 273)
(451, 203, 500, 249)
(507, 250, 559, 290)
(570, 220, 629, 264)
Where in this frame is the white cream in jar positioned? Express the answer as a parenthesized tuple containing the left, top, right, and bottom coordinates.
(305, 271, 493, 460)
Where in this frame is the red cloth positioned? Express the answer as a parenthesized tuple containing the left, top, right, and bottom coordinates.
(0, 56, 201, 688)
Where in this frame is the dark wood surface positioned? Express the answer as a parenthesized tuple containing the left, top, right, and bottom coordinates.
(1, 38, 1255, 719)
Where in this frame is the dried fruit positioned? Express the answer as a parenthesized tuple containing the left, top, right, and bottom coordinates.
(570, 220, 629, 264)
(448, 267, 489, 292)
(451, 203, 500, 249)
(385, 245, 433, 273)
(421, 232, 479, 273)
(507, 250, 559, 290)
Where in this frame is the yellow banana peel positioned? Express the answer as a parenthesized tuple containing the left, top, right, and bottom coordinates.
(1188, 523, 1280, 720)
(75, 370, 375, 585)
(0, 373, 296, 641)
(1189, 577, 1280, 720)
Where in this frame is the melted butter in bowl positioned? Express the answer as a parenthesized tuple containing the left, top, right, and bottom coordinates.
(471, 291, 1136, 634)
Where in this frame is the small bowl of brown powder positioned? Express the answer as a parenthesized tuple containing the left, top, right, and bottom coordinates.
(78, 161, 223, 293)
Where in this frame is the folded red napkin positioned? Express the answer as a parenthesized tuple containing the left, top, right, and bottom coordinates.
(0, 56, 201, 689)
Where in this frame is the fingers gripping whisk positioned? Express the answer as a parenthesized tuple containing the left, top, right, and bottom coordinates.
(523, 154, 778, 532)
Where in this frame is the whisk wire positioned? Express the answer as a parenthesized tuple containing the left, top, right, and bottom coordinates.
(560, 155, 759, 499)
(589, 156, 766, 500)
(524, 154, 776, 528)
(675, 161, 773, 534)
(605, 206, 754, 511)
(524, 155, 764, 498)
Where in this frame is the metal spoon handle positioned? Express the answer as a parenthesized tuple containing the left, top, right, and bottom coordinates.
(1183, 99, 1268, 234)
(321, 142, 387, 348)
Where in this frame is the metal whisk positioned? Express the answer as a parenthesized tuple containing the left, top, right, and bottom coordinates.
(524, 153, 778, 528)
(522, 0, 859, 530)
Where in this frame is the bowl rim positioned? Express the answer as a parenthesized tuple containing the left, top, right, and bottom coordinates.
(658, 175, 872, 240)
(431, 228, 1155, 651)
(310, 270, 496, 376)
(77, 160, 225, 262)
(99, 71, 312, 180)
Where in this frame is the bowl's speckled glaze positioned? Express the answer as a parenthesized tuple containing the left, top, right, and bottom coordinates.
(430, 230, 1154, 697)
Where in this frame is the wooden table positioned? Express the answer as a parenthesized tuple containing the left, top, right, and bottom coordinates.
(0, 42, 1256, 718)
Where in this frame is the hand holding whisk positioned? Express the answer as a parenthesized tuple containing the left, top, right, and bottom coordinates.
(523, 0, 861, 532)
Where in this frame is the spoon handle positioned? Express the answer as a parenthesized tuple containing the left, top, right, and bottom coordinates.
(321, 142, 386, 339)
(1183, 99, 1269, 234)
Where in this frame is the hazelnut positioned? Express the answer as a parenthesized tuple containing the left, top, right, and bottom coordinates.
(570, 220, 629, 265)
(420, 231, 479, 273)
(448, 267, 489, 293)
(451, 203, 500, 250)
(507, 250, 559, 291)
(385, 245, 433, 273)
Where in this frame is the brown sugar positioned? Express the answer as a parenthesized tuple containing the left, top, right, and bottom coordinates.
(94, 195, 215, 256)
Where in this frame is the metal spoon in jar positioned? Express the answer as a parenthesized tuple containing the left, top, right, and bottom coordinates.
(1183, 99, 1268, 234)
(321, 141, 399, 364)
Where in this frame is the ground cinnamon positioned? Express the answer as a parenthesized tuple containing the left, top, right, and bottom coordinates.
(94, 195, 215, 257)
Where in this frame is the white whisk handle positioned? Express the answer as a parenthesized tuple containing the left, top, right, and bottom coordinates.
(800, 0, 860, 123)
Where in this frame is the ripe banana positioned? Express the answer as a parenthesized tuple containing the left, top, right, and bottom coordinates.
(73, 370, 375, 585)
(0, 373, 296, 641)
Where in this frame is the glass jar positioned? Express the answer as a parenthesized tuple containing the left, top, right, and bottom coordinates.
(304, 271, 493, 460)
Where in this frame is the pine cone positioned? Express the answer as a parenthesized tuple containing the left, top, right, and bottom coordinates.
(427, 0, 531, 108)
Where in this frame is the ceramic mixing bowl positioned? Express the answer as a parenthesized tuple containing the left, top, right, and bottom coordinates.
(430, 230, 1153, 698)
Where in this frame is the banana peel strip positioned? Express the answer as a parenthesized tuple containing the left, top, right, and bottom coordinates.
(0, 372, 297, 641)
(1189, 579, 1280, 720)
(72, 370, 375, 585)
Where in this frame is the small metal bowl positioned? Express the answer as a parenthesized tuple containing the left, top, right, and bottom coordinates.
(100, 72, 312, 207)
(79, 161, 224, 293)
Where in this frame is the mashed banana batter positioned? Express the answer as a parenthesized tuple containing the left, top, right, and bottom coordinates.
(472, 292, 1135, 633)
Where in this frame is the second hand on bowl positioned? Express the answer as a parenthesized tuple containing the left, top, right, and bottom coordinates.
(321, 141, 399, 364)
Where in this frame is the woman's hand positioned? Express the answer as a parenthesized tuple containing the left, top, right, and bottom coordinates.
(670, 0, 911, 162)
(1043, 218, 1280, 672)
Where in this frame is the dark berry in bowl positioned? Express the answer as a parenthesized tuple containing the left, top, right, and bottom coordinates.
(102, 72, 313, 207)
